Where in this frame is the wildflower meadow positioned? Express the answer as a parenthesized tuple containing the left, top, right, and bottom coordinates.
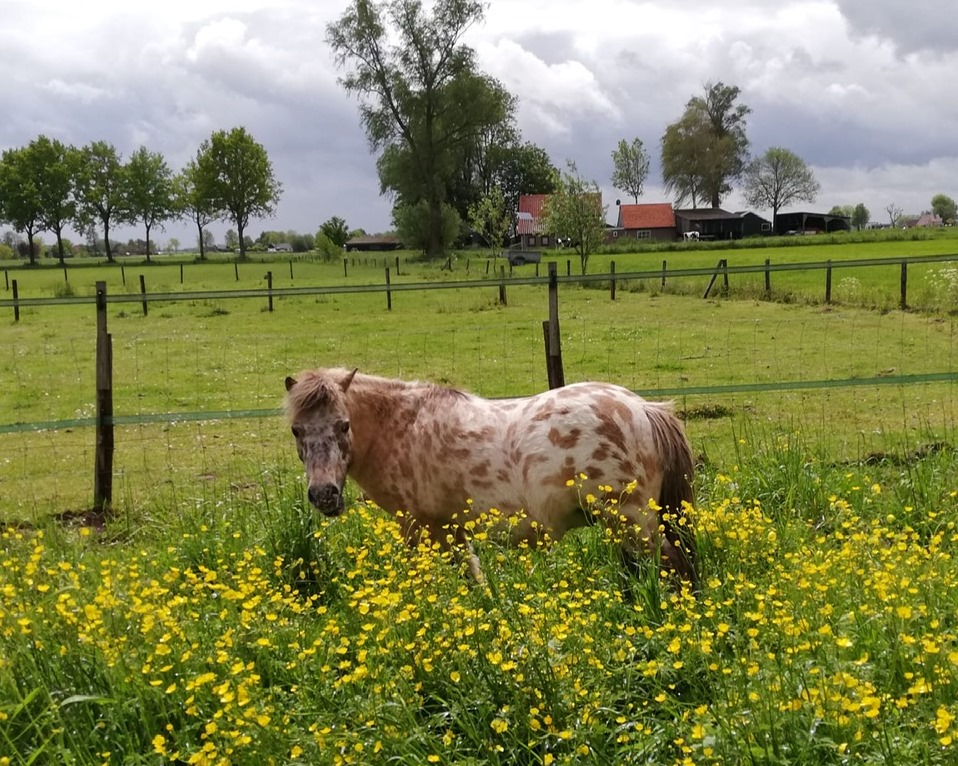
(2, 434, 957, 765)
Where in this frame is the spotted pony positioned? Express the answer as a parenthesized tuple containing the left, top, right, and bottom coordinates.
(284, 368, 696, 584)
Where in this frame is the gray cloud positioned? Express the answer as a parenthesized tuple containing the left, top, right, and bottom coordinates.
(1, 0, 955, 242)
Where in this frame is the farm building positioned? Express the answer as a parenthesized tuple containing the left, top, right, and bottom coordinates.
(610, 202, 677, 242)
(902, 212, 944, 228)
(516, 192, 604, 248)
(774, 211, 851, 236)
(344, 235, 403, 252)
(674, 208, 772, 240)
(516, 194, 555, 248)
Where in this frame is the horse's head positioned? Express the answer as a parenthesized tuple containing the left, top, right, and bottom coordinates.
(284, 369, 358, 516)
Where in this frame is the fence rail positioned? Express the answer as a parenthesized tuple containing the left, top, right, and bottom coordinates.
(3, 252, 958, 312)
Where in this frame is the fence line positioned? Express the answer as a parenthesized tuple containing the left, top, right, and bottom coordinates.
(3, 253, 958, 314)
(3, 372, 956, 437)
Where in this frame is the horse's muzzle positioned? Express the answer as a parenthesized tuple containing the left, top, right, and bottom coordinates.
(308, 483, 344, 516)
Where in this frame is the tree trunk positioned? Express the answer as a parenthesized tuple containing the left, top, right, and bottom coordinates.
(27, 228, 37, 266)
(427, 196, 443, 259)
(237, 219, 246, 260)
(103, 218, 114, 263)
(56, 230, 66, 266)
(145, 223, 152, 264)
(196, 220, 206, 260)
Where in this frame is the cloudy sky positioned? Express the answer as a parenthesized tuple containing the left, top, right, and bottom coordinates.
(2, 0, 956, 245)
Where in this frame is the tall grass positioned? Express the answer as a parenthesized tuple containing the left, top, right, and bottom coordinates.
(2, 429, 957, 765)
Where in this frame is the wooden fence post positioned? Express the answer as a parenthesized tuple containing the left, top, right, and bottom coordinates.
(266, 271, 274, 312)
(661, 260, 667, 288)
(703, 259, 728, 299)
(4, 269, 8, 291)
(139, 274, 148, 316)
(343, 257, 348, 278)
(12, 279, 19, 322)
(900, 261, 908, 310)
(566, 260, 571, 277)
(289, 260, 294, 280)
(120, 265, 126, 286)
(543, 261, 565, 389)
(63, 265, 68, 283)
(385, 267, 392, 311)
(94, 281, 114, 513)
(610, 260, 616, 301)
(395, 255, 401, 275)
(498, 265, 507, 305)
(179, 263, 184, 284)
(764, 258, 771, 295)
(825, 260, 832, 304)
(234, 262, 239, 282)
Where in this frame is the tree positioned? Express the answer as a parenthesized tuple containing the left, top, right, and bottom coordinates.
(611, 138, 650, 204)
(742, 147, 820, 232)
(320, 216, 350, 247)
(125, 146, 176, 262)
(828, 205, 854, 219)
(543, 161, 607, 275)
(661, 81, 750, 208)
(328, 0, 506, 258)
(931, 193, 957, 225)
(393, 199, 461, 255)
(468, 185, 511, 258)
(74, 142, 130, 263)
(194, 127, 282, 260)
(885, 203, 903, 227)
(0, 146, 44, 265)
(29, 136, 78, 266)
(174, 159, 221, 260)
(851, 203, 870, 230)
(224, 229, 239, 250)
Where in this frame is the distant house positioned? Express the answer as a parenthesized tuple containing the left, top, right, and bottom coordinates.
(611, 203, 677, 242)
(773, 211, 850, 236)
(344, 235, 403, 252)
(516, 194, 554, 248)
(674, 208, 771, 240)
(910, 212, 944, 228)
(516, 192, 605, 248)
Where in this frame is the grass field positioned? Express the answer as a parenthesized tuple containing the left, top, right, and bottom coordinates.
(1, 234, 958, 764)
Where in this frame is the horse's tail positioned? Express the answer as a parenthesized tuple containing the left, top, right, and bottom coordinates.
(645, 403, 697, 585)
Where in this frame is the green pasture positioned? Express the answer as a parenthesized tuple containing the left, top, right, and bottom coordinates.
(2, 236, 958, 765)
(1, 240, 956, 518)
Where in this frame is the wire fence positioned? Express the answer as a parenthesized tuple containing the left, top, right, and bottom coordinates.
(2, 255, 956, 519)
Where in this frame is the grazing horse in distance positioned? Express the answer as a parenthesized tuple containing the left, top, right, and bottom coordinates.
(284, 368, 696, 585)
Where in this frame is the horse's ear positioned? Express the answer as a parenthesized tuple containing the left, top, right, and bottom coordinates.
(285, 376, 297, 392)
(341, 368, 358, 392)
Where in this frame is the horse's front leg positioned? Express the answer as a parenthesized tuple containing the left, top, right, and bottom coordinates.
(613, 499, 697, 589)
(400, 515, 484, 583)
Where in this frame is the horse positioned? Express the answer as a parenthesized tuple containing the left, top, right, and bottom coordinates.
(284, 368, 696, 585)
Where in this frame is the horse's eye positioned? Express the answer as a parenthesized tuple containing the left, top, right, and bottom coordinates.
(291, 425, 303, 439)
(340, 421, 350, 434)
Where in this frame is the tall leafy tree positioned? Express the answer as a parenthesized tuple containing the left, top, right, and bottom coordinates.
(742, 147, 820, 232)
(194, 127, 282, 260)
(75, 141, 130, 262)
(174, 159, 220, 260)
(29, 136, 78, 266)
(319, 216, 350, 247)
(468, 185, 511, 258)
(0, 146, 44, 265)
(543, 161, 607, 275)
(611, 138, 650, 204)
(125, 146, 176, 262)
(661, 81, 750, 208)
(851, 203, 870, 230)
(931, 193, 957, 224)
(328, 0, 507, 258)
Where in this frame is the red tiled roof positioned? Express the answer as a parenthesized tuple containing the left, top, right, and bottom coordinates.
(617, 203, 675, 230)
(517, 194, 551, 234)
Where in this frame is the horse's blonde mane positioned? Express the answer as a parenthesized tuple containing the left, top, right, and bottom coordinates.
(285, 368, 466, 420)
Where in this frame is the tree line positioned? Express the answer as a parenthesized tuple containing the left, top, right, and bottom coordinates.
(0, 127, 282, 265)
